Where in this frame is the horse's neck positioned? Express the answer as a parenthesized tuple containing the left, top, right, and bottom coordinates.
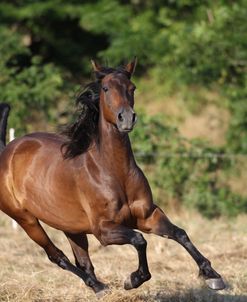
(96, 118, 135, 174)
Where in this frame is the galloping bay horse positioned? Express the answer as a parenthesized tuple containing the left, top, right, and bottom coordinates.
(0, 59, 225, 295)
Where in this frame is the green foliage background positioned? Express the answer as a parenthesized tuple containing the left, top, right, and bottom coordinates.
(0, 0, 246, 217)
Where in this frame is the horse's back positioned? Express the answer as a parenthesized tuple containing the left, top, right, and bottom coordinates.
(0, 132, 63, 180)
(1, 132, 64, 156)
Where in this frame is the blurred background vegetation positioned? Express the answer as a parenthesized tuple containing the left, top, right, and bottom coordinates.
(0, 0, 246, 218)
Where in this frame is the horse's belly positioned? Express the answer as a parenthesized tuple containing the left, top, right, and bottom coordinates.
(40, 213, 92, 234)
(23, 195, 92, 233)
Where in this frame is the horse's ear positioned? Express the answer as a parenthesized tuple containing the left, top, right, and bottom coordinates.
(91, 60, 102, 72)
(125, 57, 137, 76)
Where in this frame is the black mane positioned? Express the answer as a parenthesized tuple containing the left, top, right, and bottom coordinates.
(0, 103, 10, 153)
(61, 65, 130, 159)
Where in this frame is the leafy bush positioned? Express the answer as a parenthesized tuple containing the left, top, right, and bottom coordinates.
(225, 75, 247, 153)
(130, 113, 247, 218)
(0, 26, 63, 134)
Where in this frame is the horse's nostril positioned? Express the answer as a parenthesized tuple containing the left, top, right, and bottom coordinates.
(118, 112, 124, 122)
(132, 113, 136, 123)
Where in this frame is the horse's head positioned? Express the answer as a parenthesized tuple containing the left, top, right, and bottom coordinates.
(91, 58, 138, 133)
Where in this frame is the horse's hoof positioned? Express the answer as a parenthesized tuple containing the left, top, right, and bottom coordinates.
(205, 277, 226, 290)
(94, 282, 110, 298)
(124, 275, 133, 290)
(95, 286, 110, 298)
(124, 272, 151, 290)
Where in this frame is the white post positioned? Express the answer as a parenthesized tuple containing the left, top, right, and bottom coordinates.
(9, 128, 18, 230)
(9, 128, 15, 142)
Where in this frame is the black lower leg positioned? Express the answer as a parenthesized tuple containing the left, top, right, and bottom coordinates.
(17, 217, 106, 293)
(72, 256, 106, 293)
(170, 226, 220, 278)
(168, 225, 225, 289)
(142, 208, 225, 290)
(124, 233, 151, 290)
(73, 255, 95, 279)
(46, 246, 103, 293)
(64, 232, 107, 294)
(99, 223, 151, 290)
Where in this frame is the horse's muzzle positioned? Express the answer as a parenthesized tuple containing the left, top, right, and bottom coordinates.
(117, 108, 137, 132)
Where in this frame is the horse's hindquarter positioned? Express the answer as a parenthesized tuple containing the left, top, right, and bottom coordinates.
(0, 133, 90, 233)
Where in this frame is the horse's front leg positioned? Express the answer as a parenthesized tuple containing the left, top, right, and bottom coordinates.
(137, 206, 226, 290)
(95, 221, 151, 290)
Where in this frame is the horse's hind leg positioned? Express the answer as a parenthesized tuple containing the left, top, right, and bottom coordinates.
(15, 214, 104, 293)
(65, 232, 96, 277)
(138, 207, 225, 290)
(65, 232, 108, 294)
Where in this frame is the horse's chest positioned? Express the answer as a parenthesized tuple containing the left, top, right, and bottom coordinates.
(84, 174, 133, 224)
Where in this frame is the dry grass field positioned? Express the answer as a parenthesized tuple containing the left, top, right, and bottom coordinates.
(0, 210, 246, 302)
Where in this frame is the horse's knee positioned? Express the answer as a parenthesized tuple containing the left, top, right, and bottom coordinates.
(130, 232, 147, 249)
(171, 226, 189, 243)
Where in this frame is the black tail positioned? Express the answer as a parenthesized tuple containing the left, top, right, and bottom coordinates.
(0, 103, 10, 152)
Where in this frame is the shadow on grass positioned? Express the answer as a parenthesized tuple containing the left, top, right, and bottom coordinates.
(151, 288, 246, 302)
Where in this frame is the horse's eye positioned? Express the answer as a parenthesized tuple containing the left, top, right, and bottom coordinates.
(102, 86, 108, 92)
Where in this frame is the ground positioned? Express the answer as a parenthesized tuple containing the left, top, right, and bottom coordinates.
(0, 210, 246, 302)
